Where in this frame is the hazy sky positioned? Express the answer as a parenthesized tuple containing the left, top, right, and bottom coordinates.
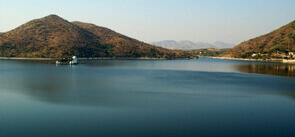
(1, 0, 295, 44)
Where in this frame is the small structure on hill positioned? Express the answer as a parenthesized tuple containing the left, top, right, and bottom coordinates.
(251, 53, 257, 57)
(282, 51, 295, 63)
(289, 52, 294, 58)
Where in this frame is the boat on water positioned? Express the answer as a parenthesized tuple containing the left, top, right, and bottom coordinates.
(56, 56, 78, 65)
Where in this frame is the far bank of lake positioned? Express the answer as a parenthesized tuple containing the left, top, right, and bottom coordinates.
(0, 57, 192, 61)
(211, 56, 295, 64)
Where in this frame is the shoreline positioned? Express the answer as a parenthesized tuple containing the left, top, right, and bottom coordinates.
(0, 57, 56, 60)
(0, 57, 191, 61)
(1, 56, 294, 64)
(210, 57, 295, 64)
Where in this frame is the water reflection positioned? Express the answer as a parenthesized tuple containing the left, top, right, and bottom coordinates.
(1, 66, 295, 108)
(1, 59, 295, 108)
(236, 64, 295, 77)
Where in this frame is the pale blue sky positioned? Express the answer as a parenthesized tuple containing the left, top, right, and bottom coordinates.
(1, 0, 295, 44)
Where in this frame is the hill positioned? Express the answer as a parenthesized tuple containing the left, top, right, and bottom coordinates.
(71, 22, 190, 58)
(0, 15, 106, 58)
(227, 20, 295, 58)
(0, 15, 192, 59)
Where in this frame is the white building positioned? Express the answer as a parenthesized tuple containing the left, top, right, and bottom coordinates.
(70, 56, 78, 65)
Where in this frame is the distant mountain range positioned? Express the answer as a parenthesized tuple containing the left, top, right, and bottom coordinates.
(150, 40, 235, 50)
(227, 20, 295, 58)
(152, 19, 295, 59)
(0, 15, 192, 59)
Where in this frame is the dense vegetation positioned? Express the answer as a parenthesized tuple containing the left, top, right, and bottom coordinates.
(0, 15, 193, 59)
(225, 20, 295, 58)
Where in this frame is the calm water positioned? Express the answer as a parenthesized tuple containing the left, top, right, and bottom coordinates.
(0, 58, 295, 137)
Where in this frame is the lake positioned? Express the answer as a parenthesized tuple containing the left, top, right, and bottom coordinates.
(0, 58, 295, 137)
